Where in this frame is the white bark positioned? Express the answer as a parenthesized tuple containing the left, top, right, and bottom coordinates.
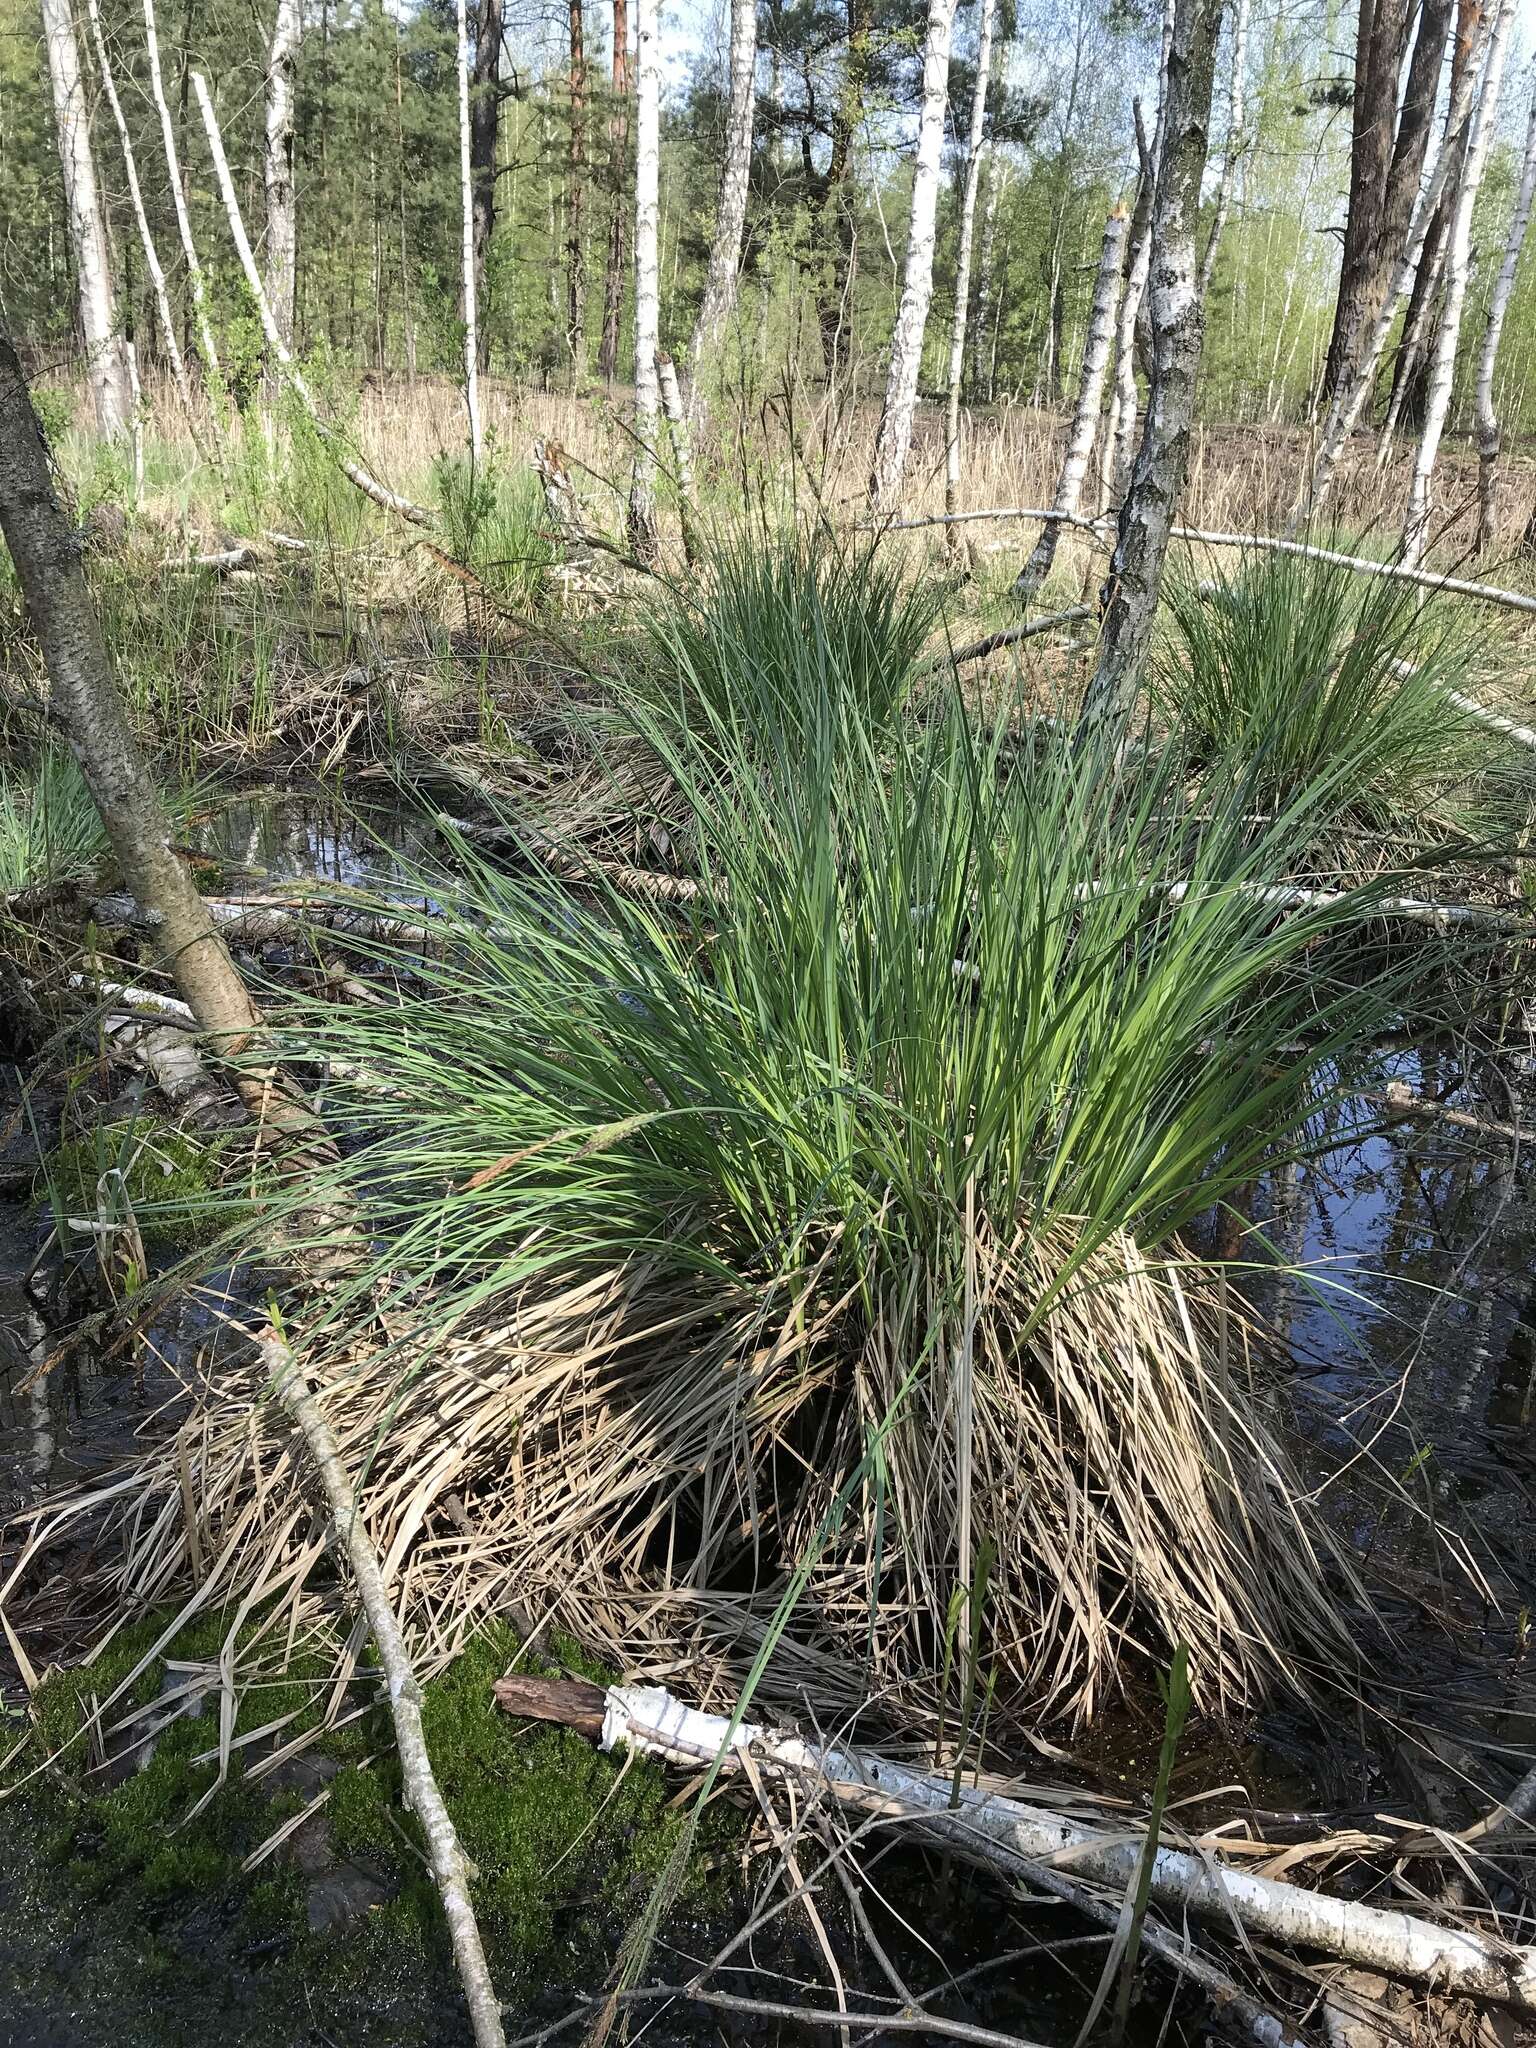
(628, 0, 661, 559)
(264, 0, 301, 354)
(455, 0, 483, 462)
(941, 0, 998, 545)
(1080, 0, 1224, 733)
(684, 0, 757, 429)
(1014, 203, 1129, 604)
(83, 0, 197, 433)
(1403, 0, 1516, 568)
(142, 0, 223, 391)
(1109, 1, 1176, 505)
(592, 1683, 1536, 2014)
(259, 1331, 507, 2048)
(1293, 8, 1489, 529)
(868, 0, 960, 512)
(656, 352, 699, 562)
(191, 73, 434, 526)
(41, 0, 134, 440)
(1197, 0, 1248, 294)
(969, 155, 1005, 400)
(1474, 73, 1536, 556)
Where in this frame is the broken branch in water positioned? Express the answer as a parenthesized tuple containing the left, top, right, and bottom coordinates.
(259, 1326, 507, 2048)
(494, 1676, 1536, 2017)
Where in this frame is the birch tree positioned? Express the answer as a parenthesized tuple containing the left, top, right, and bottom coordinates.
(455, 0, 484, 459)
(1474, 73, 1536, 557)
(868, 0, 959, 513)
(83, 0, 197, 431)
(1403, 0, 1515, 569)
(264, 0, 301, 352)
(970, 156, 1006, 400)
(1197, 0, 1248, 293)
(1015, 203, 1129, 605)
(684, 0, 758, 429)
(940, 0, 997, 550)
(567, 0, 589, 378)
(1106, 1, 1174, 510)
(1078, 0, 1225, 734)
(142, 0, 222, 390)
(41, 0, 134, 440)
(599, 0, 631, 383)
(627, 0, 661, 558)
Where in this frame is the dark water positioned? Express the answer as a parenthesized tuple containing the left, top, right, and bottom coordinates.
(3, 800, 1534, 2045)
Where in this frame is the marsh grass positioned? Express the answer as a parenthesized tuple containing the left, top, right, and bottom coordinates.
(0, 746, 106, 890)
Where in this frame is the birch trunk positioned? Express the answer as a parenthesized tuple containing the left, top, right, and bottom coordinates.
(455, 0, 484, 460)
(1015, 203, 1129, 604)
(41, 0, 134, 440)
(1110, 3, 1173, 507)
(1078, 0, 1224, 735)
(656, 351, 699, 561)
(940, 0, 998, 552)
(192, 73, 434, 525)
(0, 326, 300, 1131)
(1403, 0, 1515, 569)
(599, 0, 630, 383)
(969, 155, 1005, 401)
(263, 0, 300, 354)
(684, 0, 757, 429)
(1197, 0, 1248, 293)
(627, 0, 661, 559)
(1291, 15, 1488, 530)
(1474, 76, 1536, 557)
(83, 0, 198, 433)
(867, 0, 959, 512)
(143, 0, 222, 391)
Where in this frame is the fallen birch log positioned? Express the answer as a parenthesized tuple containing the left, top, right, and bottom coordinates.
(494, 1677, 1536, 2015)
(90, 891, 442, 951)
(259, 1328, 506, 2048)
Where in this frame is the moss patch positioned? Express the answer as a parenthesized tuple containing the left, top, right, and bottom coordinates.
(38, 1116, 257, 1248)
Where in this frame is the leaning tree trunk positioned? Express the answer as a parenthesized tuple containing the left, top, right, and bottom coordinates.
(41, 0, 134, 440)
(567, 0, 589, 379)
(142, 0, 223, 393)
(867, 0, 959, 512)
(627, 0, 661, 559)
(598, 0, 630, 383)
(684, 0, 758, 430)
(455, 0, 484, 459)
(940, 0, 998, 553)
(0, 326, 302, 1127)
(1078, 0, 1224, 735)
(1197, 0, 1248, 293)
(1014, 202, 1129, 604)
(263, 0, 300, 354)
(469, 0, 503, 376)
(83, 0, 198, 434)
(1403, 0, 1514, 569)
(1474, 77, 1536, 557)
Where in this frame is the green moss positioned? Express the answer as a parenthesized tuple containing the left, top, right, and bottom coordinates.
(38, 1117, 254, 1249)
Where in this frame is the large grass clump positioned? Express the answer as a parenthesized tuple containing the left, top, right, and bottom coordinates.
(0, 745, 106, 891)
(24, 539, 1454, 1726)
(1155, 545, 1514, 838)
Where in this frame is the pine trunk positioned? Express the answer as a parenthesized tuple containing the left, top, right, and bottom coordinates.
(867, 0, 959, 511)
(1078, 0, 1224, 733)
(264, 0, 300, 352)
(470, 0, 503, 376)
(1015, 203, 1129, 604)
(1474, 79, 1536, 555)
(627, 0, 660, 558)
(568, 0, 589, 378)
(456, 0, 484, 456)
(41, 0, 134, 440)
(599, 0, 630, 382)
(940, 0, 997, 549)
(685, 0, 758, 427)
(1403, 0, 1514, 567)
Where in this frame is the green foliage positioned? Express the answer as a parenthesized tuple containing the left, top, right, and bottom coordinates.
(1155, 547, 1517, 836)
(431, 451, 556, 610)
(38, 1116, 248, 1250)
(0, 744, 106, 890)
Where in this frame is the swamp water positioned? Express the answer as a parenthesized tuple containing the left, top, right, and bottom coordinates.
(3, 801, 1534, 2046)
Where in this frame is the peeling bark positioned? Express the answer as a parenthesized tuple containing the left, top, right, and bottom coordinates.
(1078, 0, 1224, 734)
(1474, 75, 1536, 557)
(868, 0, 959, 512)
(685, 0, 757, 428)
(42, 0, 134, 440)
